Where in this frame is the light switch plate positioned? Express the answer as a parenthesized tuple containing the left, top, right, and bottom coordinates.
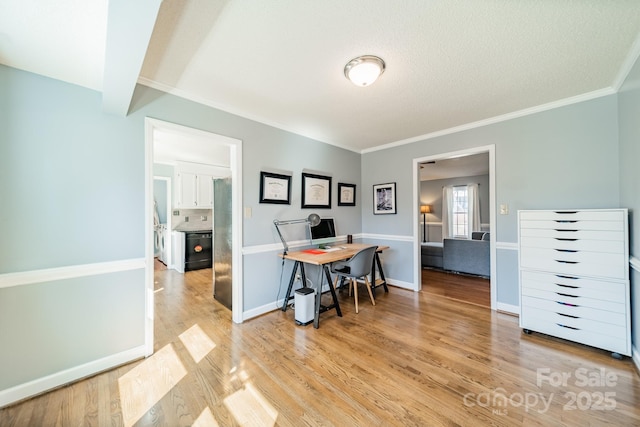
(500, 204, 509, 215)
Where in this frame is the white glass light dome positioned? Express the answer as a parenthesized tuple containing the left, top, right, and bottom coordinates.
(344, 55, 386, 87)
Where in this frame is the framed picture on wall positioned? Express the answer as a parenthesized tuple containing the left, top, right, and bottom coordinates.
(259, 171, 291, 204)
(338, 183, 356, 206)
(302, 172, 331, 209)
(373, 182, 396, 214)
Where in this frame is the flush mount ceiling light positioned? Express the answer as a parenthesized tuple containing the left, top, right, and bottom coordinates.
(344, 55, 386, 87)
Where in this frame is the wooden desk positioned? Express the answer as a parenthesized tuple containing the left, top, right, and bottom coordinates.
(280, 243, 389, 328)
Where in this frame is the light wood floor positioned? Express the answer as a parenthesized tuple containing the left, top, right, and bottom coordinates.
(2, 268, 640, 426)
(421, 267, 490, 308)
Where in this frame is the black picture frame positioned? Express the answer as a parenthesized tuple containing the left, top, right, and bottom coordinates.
(337, 183, 356, 206)
(301, 172, 331, 209)
(373, 182, 396, 214)
(259, 171, 291, 204)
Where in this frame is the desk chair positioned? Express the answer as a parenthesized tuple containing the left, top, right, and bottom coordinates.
(331, 245, 378, 313)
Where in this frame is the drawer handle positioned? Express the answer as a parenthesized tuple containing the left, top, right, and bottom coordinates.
(557, 301, 578, 307)
(555, 220, 578, 223)
(556, 274, 578, 280)
(554, 238, 578, 241)
(555, 260, 579, 264)
(555, 211, 578, 214)
(555, 249, 578, 253)
(557, 312, 579, 319)
(556, 292, 578, 298)
(557, 324, 580, 330)
(556, 283, 579, 289)
(554, 229, 578, 232)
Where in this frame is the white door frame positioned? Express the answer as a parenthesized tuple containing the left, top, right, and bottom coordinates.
(144, 118, 244, 355)
(412, 144, 496, 310)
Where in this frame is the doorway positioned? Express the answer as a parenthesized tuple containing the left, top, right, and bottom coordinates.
(144, 118, 243, 355)
(413, 145, 496, 310)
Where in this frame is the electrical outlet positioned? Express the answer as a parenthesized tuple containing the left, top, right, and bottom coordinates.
(173, 210, 179, 216)
(295, 274, 302, 282)
(201, 215, 207, 221)
(500, 204, 509, 215)
(184, 216, 189, 222)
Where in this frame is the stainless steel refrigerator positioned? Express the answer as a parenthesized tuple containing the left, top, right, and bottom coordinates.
(213, 177, 232, 310)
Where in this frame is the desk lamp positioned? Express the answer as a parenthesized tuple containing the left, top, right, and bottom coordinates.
(274, 213, 321, 255)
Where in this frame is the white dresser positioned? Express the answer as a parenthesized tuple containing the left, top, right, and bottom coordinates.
(518, 209, 630, 357)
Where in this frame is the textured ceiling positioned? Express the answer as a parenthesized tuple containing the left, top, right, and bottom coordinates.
(2, 1, 640, 153)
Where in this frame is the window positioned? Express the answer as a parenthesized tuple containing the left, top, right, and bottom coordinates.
(452, 186, 468, 238)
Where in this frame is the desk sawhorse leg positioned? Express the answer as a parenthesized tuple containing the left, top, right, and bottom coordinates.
(371, 251, 389, 298)
(313, 265, 342, 328)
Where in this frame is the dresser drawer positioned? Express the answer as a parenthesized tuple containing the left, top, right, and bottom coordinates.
(521, 295, 626, 326)
(519, 312, 630, 356)
(520, 247, 626, 279)
(519, 236, 624, 254)
(521, 287, 625, 313)
(519, 228, 625, 241)
(520, 270, 627, 303)
(519, 219, 624, 232)
(519, 210, 624, 222)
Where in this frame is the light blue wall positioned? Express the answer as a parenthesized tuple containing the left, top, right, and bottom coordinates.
(0, 68, 144, 274)
(0, 66, 149, 400)
(362, 95, 621, 307)
(618, 53, 640, 352)
(0, 269, 145, 389)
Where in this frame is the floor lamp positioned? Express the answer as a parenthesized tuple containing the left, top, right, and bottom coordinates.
(421, 205, 431, 243)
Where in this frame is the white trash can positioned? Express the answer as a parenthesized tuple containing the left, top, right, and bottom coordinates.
(294, 287, 315, 325)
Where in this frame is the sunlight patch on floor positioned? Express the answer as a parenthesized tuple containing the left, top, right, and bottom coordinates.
(179, 323, 217, 363)
(192, 407, 220, 427)
(118, 344, 187, 427)
(223, 382, 278, 426)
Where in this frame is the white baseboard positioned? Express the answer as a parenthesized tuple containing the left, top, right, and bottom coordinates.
(387, 279, 414, 290)
(243, 301, 284, 321)
(632, 345, 640, 374)
(0, 345, 147, 408)
(496, 302, 519, 315)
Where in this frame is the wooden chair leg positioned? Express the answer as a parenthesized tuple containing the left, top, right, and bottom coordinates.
(364, 277, 376, 306)
(352, 278, 359, 313)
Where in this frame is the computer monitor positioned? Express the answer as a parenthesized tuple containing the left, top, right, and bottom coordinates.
(311, 218, 336, 241)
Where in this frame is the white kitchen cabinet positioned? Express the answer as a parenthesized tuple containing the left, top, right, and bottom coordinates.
(176, 171, 213, 208)
(518, 209, 630, 357)
(197, 174, 213, 207)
